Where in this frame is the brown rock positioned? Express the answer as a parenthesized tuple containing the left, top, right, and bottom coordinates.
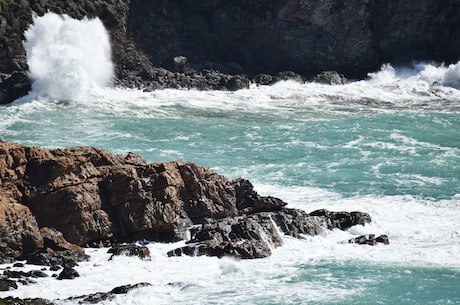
(0, 141, 377, 261)
(0, 196, 43, 263)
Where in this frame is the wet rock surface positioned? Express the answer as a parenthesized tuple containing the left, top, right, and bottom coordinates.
(349, 234, 390, 246)
(107, 244, 151, 260)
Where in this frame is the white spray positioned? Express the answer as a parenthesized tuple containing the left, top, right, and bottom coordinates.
(23, 12, 114, 100)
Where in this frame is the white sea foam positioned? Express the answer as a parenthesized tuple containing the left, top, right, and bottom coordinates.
(254, 183, 460, 268)
(22, 12, 114, 101)
(1, 185, 458, 304)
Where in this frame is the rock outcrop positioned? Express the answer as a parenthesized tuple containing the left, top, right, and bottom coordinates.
(1, 0, 460, 103)
(0, 141, 377, 262)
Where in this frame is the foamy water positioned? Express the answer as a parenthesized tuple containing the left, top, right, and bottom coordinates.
(22, 12, 113, 101)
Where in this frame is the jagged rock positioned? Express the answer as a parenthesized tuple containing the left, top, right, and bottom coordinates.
(66, 282, 151, 304)
(274, 71, 305, 83)
(25, 248, 86, 268)
(107, 244, 150, 260)
(349, 234, 390, 246)
(0, 197, 43, 264)
(0, 71, 31, 104)
(225, 75, 250, 91)
(312, 71, 347, 85)
(252, 74, 274, 86)
(271, 208, 329, 238)
(40, 227, 85, 254)
(0, 141, 375, 261)
(0, 297, 54, 305)
(168, 213, 283, 259)
(0, 269, 47, 292)
(234, 178, 287, 214)
(57, 266, 79, 280)
(0, 142, 289, 259)
(309, 209, 371, 230)
(3, 270, 47, 279)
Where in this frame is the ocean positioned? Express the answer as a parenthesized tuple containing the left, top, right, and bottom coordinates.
(0, 12, 459, 305)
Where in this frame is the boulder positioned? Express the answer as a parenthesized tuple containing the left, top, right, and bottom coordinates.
(252, 74, 274, 86)
(168, 213, 283, 259)
(312, 71, 347, 85)
(271, 208, 329, 238)
(309, 209, 372, 230)
(107, 244, 150, 260)
(57, 266, 79, 280)
(0, 71, 31, 104)
(0, 197, 43, 263)
(225, 75, 250, 91)
(233, 178, 287, 214)
(349, 234, 390, 246)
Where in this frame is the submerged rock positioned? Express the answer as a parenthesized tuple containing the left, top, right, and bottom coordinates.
(107, 244, 150, 260)
(349, 234, 390, 246)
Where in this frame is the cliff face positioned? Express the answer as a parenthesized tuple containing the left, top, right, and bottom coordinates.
(132, 0, 460, 76)
(1, 0, 459, 103)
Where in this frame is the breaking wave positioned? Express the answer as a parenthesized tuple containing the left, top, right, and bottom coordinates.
(22, 12, 114, 100)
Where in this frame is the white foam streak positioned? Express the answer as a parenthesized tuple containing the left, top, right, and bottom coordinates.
(23, 12, 114, 101)
(254, 183, 460, 268)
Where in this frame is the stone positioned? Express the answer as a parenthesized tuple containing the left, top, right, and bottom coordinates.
(0, 196, 43, 263)
(107, 244, 150, 260)
(225, 76, 250, 91)
(0, 297, 54, 305)
(65, 282, 151, 304)
(168, 213, 283, 259)
(349, 234, 390, 246)
(233, 178, 287, 214)
(252, 74, 274, 86)
(312, 71, 347, 85)
(0, 279, 18, 291)
(309, 209, 372, 230)
(57, 266, 79, 280)
(0, 72, 31, 104)
(271, 208, 329, 238)
(376, 234, 390, 245)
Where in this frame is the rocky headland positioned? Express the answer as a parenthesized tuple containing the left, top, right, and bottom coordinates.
(1, 0, 460, 104)
(0, 141, 389, 302)
(0, 141, 385, 263)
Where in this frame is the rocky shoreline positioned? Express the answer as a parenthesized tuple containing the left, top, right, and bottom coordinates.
(0, 141, 388, 303)
(1, 0, 459, 104)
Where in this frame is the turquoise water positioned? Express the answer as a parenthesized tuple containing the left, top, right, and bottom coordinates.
(3, 93, 459, 200)
(1, 81, 460, 304)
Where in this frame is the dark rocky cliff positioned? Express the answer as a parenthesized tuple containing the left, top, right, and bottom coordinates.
(1, 0, 460, 103)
